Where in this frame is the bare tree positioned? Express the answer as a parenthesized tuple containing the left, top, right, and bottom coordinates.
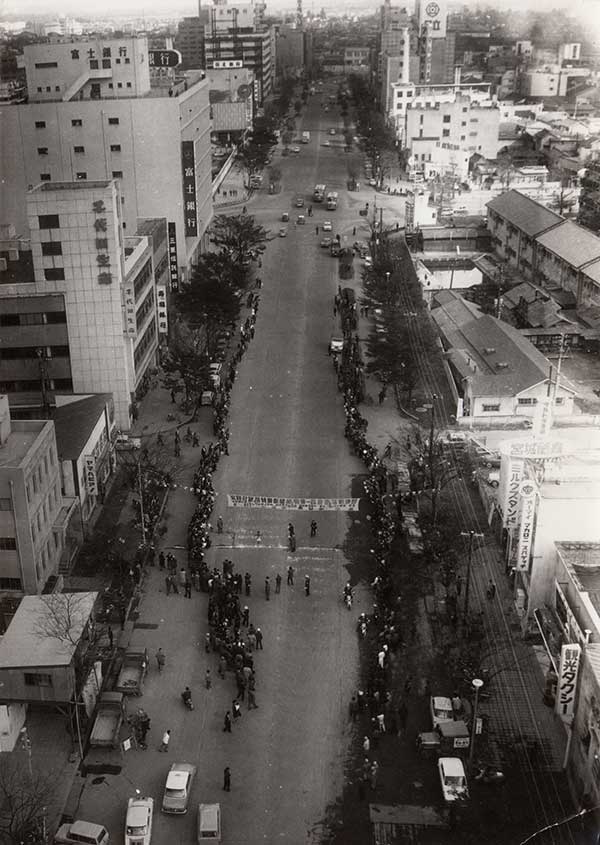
(32, 593, 94, 649)
(0, 758, 56, 844)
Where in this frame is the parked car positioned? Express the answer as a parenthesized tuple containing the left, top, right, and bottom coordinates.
(209, 363, 222, 389)
(438, 757, 469, 803)
(430, 696, 454, 729)
(320, 237, 333, 248)
(279, 227, 287, 237)
(295, 196, 304, 207)
(54, 821, 109, 845)
(162, 763, 197, 814)
(323, 140, 331, 146)
(115, 434, 142, 451)
(126, 796, 154, 845)
(197, 803, 221, 843)
(291, 146, 300, 154)
(485, 470, 500, 488)
(329, 336, 344, 354)
(322, 220, 332, 232)
(329, 128, 336, 135)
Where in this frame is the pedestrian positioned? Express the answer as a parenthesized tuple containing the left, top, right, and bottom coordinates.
(378, 388, 385, 405)
(242, 606, 250, 626)
(456, 575, 463, 596)
(265, 577, 271, 601)
(256, 530, 262, 545)
(218, 655, 227, 679)
(139, 712, 150, 748)
(363, 736, 370, 754)
(275, 573, 282, 594)
(155, 648, 166, 673)
(232, 699, 242, 720)
(289, 534, 296, 552)
(184, 576, 192, 598)
(310, 520, 317, 537)
(158, 551, 165, 569)
(244, 572, 252, 595)
(370, 760, 379, 789)
(217, 516, 223, 534)
(487, 579, 496, 599)
(287, 565, 294, 585)
(205, 633, 211, 653)
(223, 711, 232, 733)
(288, 522, 295, 538)
(159, 729, 171, 752)
(378, 648, 386, 670)
(247, 686, 258, 709)
(377, 712, 386, 733)
(353, 226, 356, 236)
(205, 669, 212, 689)
(349, 696, 358, 721)
(170, 389, 176, 403)
(304, 574, 311, 596)
(107, 626, 114, 649)
(315, 225, 319, 235)
(193, 570, 201, 592)
(255, 627, 263, 650)
(223, 766, 231, 791)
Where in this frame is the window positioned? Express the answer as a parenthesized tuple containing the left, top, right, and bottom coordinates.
(517, 397, 537, 405)
(24, 673, 53, 687)
(90, 59, 99, 69)
(41, 241, 62, 256)
(51, 378, 73, 390)
(0, 499, 12, 511)
(50, 345, 69, 357)
(39, 214, 59, 229)
(442, 129, 450, 137)
(112, 171, 123, 179)
(482, 404, 500, 412)
(47, 311, 67, 324)
(35, 120, 46, 129)
(71, 49, 79, 59)
(108, 117, 119, 125)
(46, 87, 51, 92)
(40, 173, 51, 181)
(108, 83, 114, 89)
(460, 135, 465, 141)
(461, 121, 466, 127)
(73, 145, 85, 154)
(71, 118, 82, 127)
(555, 397, 565, 405)
(102, 59, 111, 69)
(110, 144, 121, 152)
(55, 86, 60, 92)
(117, 82, 123, 89)
(37, 87, 42, 93)
(125, 58, 131, 64)
(443, 115, 451, 123)
(44, 268, 65, 281)
(0, 314, 19, 327)
(76, 172, 87, 180)
(0, 538, 17, 551)
(462, 107, 468, 113)
(37, 147, 49, 156)
(0, 578, 22, 590)
(35, 61, 57, 68)
(126, 82, 132, 88)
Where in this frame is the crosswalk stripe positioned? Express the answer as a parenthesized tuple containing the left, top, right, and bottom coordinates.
(227, 494, 360, 511)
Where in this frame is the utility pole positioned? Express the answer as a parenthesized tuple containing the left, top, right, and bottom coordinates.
(461, 530, 484, 624)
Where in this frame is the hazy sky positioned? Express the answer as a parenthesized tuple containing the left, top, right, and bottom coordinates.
(3, 0, 600, 26)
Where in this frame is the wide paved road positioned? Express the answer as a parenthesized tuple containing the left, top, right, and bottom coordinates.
(75, 84, 370, 844)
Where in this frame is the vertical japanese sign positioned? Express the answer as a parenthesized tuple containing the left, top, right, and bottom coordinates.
(503, 458, 524, 528)
(156, 285, 168, 334)
(84, 455, 98, 496)
(556, 643, 581, 720)
(123, 285, 137, 336)
(515, 480, 536, 572)
(92, 199, 113, 285)
(181, 141, 198, 237)
(168, 222, 179, 291)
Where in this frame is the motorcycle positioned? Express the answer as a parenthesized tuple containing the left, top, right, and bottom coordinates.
(181, 689, 194, 711)
(473, 765, 505, 784)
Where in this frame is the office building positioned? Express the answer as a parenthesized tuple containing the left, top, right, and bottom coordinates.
(1, 36, 213, 277)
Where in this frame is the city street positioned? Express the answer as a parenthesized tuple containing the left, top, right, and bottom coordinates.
(73, 86, 370, 843)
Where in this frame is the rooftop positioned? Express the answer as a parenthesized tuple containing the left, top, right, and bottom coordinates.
(556, 542, 600, 613)
(52, 394, 112, 460)
(486, 189, 563, 238)
(0, 420, 50, 468)
(536, 220, 600, 268)
(0, 592, 97, 668)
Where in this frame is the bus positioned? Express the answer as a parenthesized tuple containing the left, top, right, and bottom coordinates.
(326, 191, 338, 210)
(314, 184, 326, 202)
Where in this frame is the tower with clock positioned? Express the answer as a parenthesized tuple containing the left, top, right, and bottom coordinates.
(416, 0, 447, 38)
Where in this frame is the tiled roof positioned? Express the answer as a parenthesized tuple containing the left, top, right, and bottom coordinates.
(486, 190, 563, 237)
(503, 281, 540, 307)
(431, 296, 482, 337)
(536, 219, 600, 267)
(52, 394, 112, 460)
(445, 314, 576, 396)
(581, 258, 600, 285)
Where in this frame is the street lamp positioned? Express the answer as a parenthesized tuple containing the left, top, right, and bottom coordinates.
(468, 678, 484, 769)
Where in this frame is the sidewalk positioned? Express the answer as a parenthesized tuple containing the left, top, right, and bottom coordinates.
(213, 162, 250, 210)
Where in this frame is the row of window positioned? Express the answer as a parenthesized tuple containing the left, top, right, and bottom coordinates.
(38, 171, 124, 183)
(0, 311, 66, 326)
(134, 320, 157, 368)
(0, 346, 69, 360)
(481, 397, 565, 412)
(0, 378, 73, 392)
(0, 537, 17, 550)
(0, 578, 22, 591)
(35, 118, 120, 130)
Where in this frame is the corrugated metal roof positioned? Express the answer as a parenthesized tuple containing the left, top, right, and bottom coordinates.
(536, 220, 600, 267)
(486, 190, 563, 237)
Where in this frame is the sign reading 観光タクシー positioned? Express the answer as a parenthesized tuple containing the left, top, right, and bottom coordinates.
(556, 643, 581, 720)
(515, 480, 536, 572)
(181, 141, 198, 238)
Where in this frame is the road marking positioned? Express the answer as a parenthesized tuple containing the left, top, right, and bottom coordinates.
(227, 494, 360, 510)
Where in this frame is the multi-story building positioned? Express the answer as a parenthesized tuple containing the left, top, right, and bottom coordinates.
(578, 159, 600, 233)
(0, 180, 162, 428)
(0, 395, 63, 595)
(400, 87, 500, 180)
(275, 24, 305, 78)
(414, 0, 455, 85)
(206, 66, 254, 143)
(203, 0, 274, 104)
(0, 36, 212, 276)
(175, 15, 209, 69)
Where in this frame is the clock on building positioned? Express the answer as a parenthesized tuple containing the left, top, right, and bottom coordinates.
(425, 2, 440, 15)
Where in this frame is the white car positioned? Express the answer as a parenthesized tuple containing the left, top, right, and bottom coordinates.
(126, 796, 154, 845)
(430, 696, 454, 729)
(438, 757, 469, 803)
(162, 763, 197, 814)
(115, 434, 142, 451)
(322, 220, 332, 232)
(279, 227, 287, 237)
(291, 146, 300, 154)
(329, 128, 336, 135)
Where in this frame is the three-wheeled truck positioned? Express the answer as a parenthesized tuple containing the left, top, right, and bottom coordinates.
(115, 646, 148, 696)
(89, 691, 126, 748)
(416, 720, 470, 757)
